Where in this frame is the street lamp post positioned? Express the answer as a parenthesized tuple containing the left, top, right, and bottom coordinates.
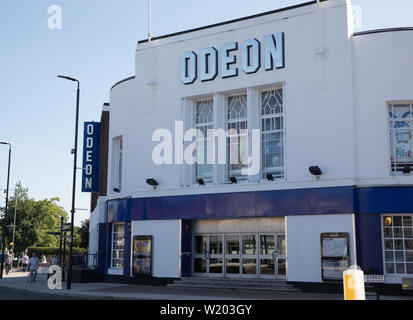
(0, 142, 11, 279)
(58, 75, 80, 290)
(0, 188, 16, 260)
(12, 189, 17, 258)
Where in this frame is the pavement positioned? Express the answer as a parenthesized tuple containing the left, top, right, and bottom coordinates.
(0, 268, 412, 300)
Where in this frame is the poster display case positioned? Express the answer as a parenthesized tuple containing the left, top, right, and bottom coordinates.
(132, 235, 153, 276)
(320, 233, 350, 281)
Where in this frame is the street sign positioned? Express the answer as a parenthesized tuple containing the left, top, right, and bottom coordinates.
(364, 275, 384, 283)
(57, 223, 71, 229)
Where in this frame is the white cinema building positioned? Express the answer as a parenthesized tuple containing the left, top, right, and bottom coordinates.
(87, 0, 413, 291)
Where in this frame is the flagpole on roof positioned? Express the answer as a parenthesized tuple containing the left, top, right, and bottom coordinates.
(148, 0, 153, 42)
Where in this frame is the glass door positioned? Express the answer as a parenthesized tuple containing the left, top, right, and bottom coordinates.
(193, 235, 207, 276)
(259, 234, 277, 279)
(192, 234, 224, 277)
(224, 234, 241, 278)
(258, 233, 286, 279)
(241, 234, 258, 278)
(276, 234, 286, 279)
(193, 233, 286, 279)
(208, 235, 224, 277)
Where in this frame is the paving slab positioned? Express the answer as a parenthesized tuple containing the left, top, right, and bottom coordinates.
(0, 268, 411, 300)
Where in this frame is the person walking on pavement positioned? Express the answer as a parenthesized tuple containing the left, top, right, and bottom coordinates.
(29, 253, 39, 283)
(4, 253, 11, 276)
(40, 254, 47, 264)
(21, 254, 29, 272)
(50, 255, 58, 266)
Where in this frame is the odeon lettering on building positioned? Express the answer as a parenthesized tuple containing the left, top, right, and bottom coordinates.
(85, 0, 413, 290)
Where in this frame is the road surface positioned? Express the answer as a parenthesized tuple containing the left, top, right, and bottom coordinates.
(0, 286, 87, 300)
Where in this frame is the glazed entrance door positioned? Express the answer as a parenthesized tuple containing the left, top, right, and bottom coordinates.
(192, 233, 286, 279)
(258, 233, 286, 279)
(224, 234, 241, 278)
(192, 234, 224, 276)
(240, 234, 258, 278)
(207, 235, 224, 277)
(193, 235, 207, 276)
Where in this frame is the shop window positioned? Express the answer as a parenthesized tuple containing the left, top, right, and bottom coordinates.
(195, 99, 214, 183)
(227, 94, 248, 181)
(112, 223, 125, 268)
(261, 89, 284, 180)
(383, 215, 413, 275)
(112, 136, 123, 191)
(389, 104, 413, 174)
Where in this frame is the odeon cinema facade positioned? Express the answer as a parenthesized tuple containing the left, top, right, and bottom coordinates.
(86, 0, 413, 289)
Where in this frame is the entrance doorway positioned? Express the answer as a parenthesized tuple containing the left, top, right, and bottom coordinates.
(192, 233, 286, 279)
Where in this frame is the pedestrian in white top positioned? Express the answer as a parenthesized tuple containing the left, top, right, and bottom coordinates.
(21, 254, 29, 272)
(29, 253, 39, 283)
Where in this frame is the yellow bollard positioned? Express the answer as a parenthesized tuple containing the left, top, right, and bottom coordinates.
(343, 267, 365, 300)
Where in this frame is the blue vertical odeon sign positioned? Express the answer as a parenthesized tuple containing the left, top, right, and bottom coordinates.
(82, 122, 101, 192)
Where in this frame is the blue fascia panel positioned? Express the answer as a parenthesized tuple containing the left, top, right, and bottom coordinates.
(357, 186, 413, 214)
(255, 186, 355, 217)
(107, 198, 131, 223)
(124, 186, 356, 221)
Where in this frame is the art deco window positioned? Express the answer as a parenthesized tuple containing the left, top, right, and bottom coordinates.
(261, 89, 284, 179)
(112, 136, 123, 191)
(383, 215, 413, 275)
(389, 104, 413, 174)
(112, 223, 125, 268)
(195, 99, 214, 183)
(227, 94, 248, 181)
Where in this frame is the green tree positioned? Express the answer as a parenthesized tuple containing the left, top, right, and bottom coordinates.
(77, 218, 89, 249)
(1, 182, 68, 253)
(35, 197, 68, 247)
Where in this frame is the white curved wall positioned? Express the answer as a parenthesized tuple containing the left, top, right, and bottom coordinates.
(107, 1, 413, 201)
(352, 30, 413, 185)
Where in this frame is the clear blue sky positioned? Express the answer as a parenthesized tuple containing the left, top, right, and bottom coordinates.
(0, 0, 412, 226)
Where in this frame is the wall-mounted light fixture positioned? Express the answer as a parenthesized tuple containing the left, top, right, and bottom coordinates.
(309, 166, 322, 179)
(146, 178, 159, 189)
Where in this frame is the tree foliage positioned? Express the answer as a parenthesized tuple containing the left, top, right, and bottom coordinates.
(77, 218, 89, 249)
(1, 182, 69, 254)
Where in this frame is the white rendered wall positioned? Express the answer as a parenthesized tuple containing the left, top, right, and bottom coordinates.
(352, 30, 413, 185)
(88, 197, 107, 268)
(107, 0, 358, 200)
(88, 208, 99, 268)
(131, 220, 181, 278)
(286, 214, 356, 282)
